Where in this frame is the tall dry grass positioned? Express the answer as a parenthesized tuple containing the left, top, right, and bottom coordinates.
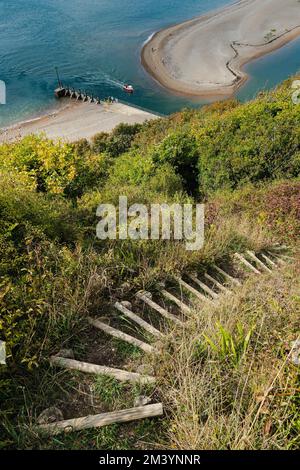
(155, 259, 300, 449)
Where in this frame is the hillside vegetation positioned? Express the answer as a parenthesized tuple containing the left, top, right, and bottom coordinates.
(0, 78, 299, 449)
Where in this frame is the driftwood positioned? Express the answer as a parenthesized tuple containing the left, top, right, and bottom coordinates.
(246, 251, 272, 273)
(234, 253, 261, 275)
(88, 317, 155, 354)
(38, 403, 164, 436)
(188, 274, 219, 299)
(50, 356, 156, 384)
(160, 289, 192, 315)
(137, 292, 183, 324)
(213, 265, 242, 286)
(115, 302, 163, 338)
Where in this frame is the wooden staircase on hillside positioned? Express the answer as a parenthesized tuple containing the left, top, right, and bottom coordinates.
(38, 246, 293, 436)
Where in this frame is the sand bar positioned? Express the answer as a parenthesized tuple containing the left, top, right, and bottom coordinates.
(142, 0, 300, 97)
(0, 100, 157, 143)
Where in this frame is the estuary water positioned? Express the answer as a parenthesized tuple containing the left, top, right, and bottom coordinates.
(0, 0, 299, 126)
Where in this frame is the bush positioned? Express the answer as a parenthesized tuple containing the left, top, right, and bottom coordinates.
(152, 131, 199, 196)
(0, 76, 299, 450)
(91, 132, 110, 154)
(0, 135, 75, 194)
(92, 123, 142, 158)
(212, 180, 300, 242)
(196, 86, 300, 193)
(0, 136, 113, 199)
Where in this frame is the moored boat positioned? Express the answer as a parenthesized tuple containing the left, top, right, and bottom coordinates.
(123, 84, 134, 94)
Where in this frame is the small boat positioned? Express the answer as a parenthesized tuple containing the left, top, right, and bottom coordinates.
(123, 84, 134, 94)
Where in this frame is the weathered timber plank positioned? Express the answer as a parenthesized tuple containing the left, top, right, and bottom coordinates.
(115, 302, 163, 338)
(266, 251, 285, 265)
(136, 292, 183, 324)
(204, 273, 231, 294)
(177, 278, 214, 304)
(213, 265, 241, 286)
(187, 274, 219, 299)
(50, 357, 156, 384)
(246, 251, 272, 273)
(38, 404, 164, 436)
(234, 253, 261, 275)
(88, 317, 155, 354)
(160, 289, 192, 315)
(261, 253, 277, 267)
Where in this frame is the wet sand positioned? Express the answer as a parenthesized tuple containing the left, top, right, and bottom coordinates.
(142, 0, 300, 98)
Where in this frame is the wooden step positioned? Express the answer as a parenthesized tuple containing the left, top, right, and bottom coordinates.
(136, 292, 183, 324)
(38, 403, 164, 436)
(160, 289, 192, 315)
(213, 265, 241, 286)
(267, 251, 285, 265)
(115, 302, 163, 338)
(234, 253, 261, 275)
(50, 357, 155, 384)
(261, 252, 277, 267)
(187, 274, 219, 299)
(246, 251, 272, 273)
(272, 245, 290, 251)
(277, 254, 294, 261)
(204, 272, 231, 294)
(88, 317, 155, 354)
(177, 278, 214, 304)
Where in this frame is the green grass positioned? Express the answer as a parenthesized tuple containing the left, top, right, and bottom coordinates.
(93, 375, 126, 408)
(202, 322, 255, 368)
(111, 339, 143, 362)
(0, 76, 299, 449)
(155, 260, 300, 450)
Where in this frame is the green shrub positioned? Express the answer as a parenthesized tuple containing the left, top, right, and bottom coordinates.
(91, 132, 110, 154)
(0, 135, 75, 194)
(152, 131, 199, 196)
(92, 123, 142, 157)
(0, 76, 299, 450)
(0, 136, 113, 199)
(195, 86, 300, 193)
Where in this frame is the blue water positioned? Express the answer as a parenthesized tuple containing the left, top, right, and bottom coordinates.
(0, 0, 300, 126)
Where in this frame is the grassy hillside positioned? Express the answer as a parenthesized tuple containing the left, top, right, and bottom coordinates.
(157, 262, 300, 450)
(0, 77, 299, 449)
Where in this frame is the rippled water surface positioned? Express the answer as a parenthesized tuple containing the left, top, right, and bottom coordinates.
(0, 0, 299, 126)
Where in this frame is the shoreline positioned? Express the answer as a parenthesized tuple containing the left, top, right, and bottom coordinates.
(141, 0, 300, 98)
(0, 100, 69, 132)
(0, 100, 157, 144)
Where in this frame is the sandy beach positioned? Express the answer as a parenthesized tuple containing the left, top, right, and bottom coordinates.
(0, 100, 157, 143)
(142, 0, 300, 97)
